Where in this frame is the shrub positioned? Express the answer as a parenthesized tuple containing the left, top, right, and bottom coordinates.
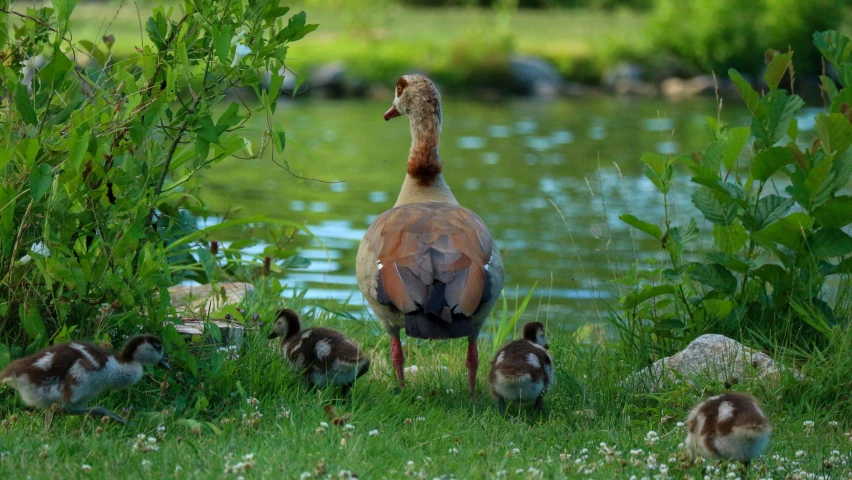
(0, 0, 315, 366)
(647, 0, 845, 76)
(612, 31, 852, 364)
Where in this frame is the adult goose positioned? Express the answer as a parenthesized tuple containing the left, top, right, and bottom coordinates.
(356, 74, 504, 398)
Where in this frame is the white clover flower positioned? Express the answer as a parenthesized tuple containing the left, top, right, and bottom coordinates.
(230, 29, 248, 46)
(320, 422, 329, 428)
(368, 429, 379, 436)
(278, 408, 292, 419)
(659, 464, 668, 474)
(81, 464, 92, 473)
(247, 397, 259, 407)
(174, 465, 182, 473)
(416, 416, 426, 422)
(449, 447, 459, 454)
(644, 430, 659, 446)
(299, 472, 312, 480)
(511, 448, 520, 454)
(795, 450, 806, 457)
(230, 44, 252, 67)
(141, 459, 152, 469)
(828, 420, 839, 427)
(343, 424, 355, 431)
(676, 421, 685, 428)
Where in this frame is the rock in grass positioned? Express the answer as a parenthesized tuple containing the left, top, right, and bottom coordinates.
(621, 334, 802, 392)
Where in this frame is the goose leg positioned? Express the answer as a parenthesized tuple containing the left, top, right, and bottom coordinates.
(496, 397, 507, 415)
(466, 340, 478, 399)
(390, 336, 405, 388)
(64, 405, 127, 425)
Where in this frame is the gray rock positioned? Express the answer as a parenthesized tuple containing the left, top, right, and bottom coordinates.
(661, 75, 736, 100)
(309, 63, 348, 98)
(167, 282, 254, 346)
(603, 62, 657, 97)
(510, 55, 563, 98)
(622, 334, 801, 392)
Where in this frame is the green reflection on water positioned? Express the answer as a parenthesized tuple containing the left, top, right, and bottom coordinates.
(199, 97, 746, 328)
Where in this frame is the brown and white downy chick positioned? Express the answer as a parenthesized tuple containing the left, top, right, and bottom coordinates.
(0, 335, 170, 424)
(685, 392, 771, 465)
(488, 322, 553, 413)
(268, 309, 370, 397)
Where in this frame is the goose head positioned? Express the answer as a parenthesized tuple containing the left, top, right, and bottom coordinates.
(122, 335, 170, 370)
(384, 74, 442, 132)
(522, 322, 548, 350)
(268, 308, 301, 341)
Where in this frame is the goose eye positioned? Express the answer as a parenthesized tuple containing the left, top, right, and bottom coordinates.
(396, 84, 403, 96)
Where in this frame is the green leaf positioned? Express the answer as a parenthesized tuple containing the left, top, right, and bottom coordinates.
(273, 125, 286, 154)
(809, 228, 852, 257)
(832, 257, 852, 275)
(764, 52, 793, 91)
(36, 52, 73, 90)
(752, 213, 812, 250)
(0, 343, 10, 370)
(814, 30, 852, 66)
(692, 188, 737, 225)
(722, 127, 750, 171)
(751, 146, 793, 181)
(815, 113, 852, 155)
(20, 304, 46, 340)
(689, 263, 737, 294)
(619, 214, 662, 240)
(690, 177, 748, 208)
(805, 154, 835, 207)
(623, 285, 676, 309)
(703, 299, 733, 320)
(707, 251, 752, 274)
(213, 25, 233, 64)
(196, 115, 220, 145)
(821, 75, 839, 101)
(712, 223, 748, 254)
(14, 83, 37, 126)
(729, 69, 763, 117)
(837, 64, 852, 89)
(751, 264, 788, 291)
(51, 0, 78, 34)
(829, 87, 852, 114)
(641, 153, 674, 194)
(67, 124, 90, 173)
(813, 196, 852, 228)
(747, 195, 794, 231)
(762, 91, 805, 146)
(216, 102, 242, 133)
(29, 164, 52, 201)
(0, 150, 11, 171)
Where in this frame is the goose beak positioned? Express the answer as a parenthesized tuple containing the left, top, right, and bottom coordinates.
(384, 104, 401, 121)
(157, 359, 171, 371)
(267, 332, 279, 340)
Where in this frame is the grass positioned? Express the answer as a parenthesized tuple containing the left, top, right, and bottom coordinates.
(0, 294, 850, 479)
(47, 1, 647, 88)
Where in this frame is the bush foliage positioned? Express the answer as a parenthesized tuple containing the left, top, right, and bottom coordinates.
(614, 31, 852, 362)
(0, 0, 314, 365)
(647, 0, 845, 76)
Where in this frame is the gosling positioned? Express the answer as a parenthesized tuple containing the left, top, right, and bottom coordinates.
(268, 308, 370, 397)
(488, 322, 553, 414)
(0, 335, 170, 424)
(685, 392, 771, 465)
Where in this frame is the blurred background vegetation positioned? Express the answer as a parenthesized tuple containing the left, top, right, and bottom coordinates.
(61, 0, 850, 94)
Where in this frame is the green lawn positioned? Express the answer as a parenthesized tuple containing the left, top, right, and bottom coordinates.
(54, 2, 645, 87)
(0, 301, 849, 479)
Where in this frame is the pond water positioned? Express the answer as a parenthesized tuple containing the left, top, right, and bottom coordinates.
(199, 97, 759, 331)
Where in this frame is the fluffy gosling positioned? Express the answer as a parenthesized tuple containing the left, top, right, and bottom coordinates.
(0, 335, 170, 424)
(488, 322, 553, 414)
(268, 308, 370, 397)
(685, 392, 771, 465)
